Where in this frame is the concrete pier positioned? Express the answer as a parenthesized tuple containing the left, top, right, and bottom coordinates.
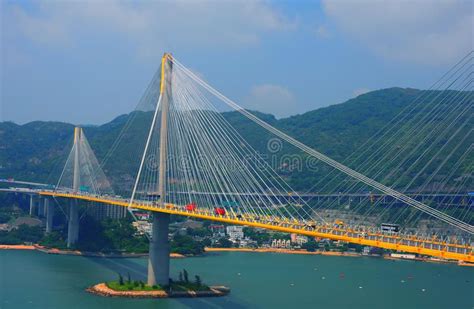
(29, 195, 35, 216)
(147, 212, 170, 286)
(38, 198, 45, 217)
(45, 198, 54, 234)
(67, 200, 79, 247)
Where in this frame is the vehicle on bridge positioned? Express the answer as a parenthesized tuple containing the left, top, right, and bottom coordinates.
(165, 204, 175, 209)
(381, 223, 400, 233)
(305, 221, 317, 229)
(214, 207, 226, 216)
(185, 202, 197, 211)
(146, 191, 161, 198)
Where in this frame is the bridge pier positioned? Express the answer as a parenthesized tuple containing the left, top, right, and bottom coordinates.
(45, 198, 54, 234)
(67, 200, 79, 247)
(147, 212, 170, 287)
(38, 197, 45, 217)
(29, 195, 36, 216)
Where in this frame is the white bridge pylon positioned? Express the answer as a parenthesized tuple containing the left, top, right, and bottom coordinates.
(56, 127, 114, 196)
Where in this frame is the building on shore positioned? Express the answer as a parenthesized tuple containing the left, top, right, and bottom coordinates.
(271, 239, 291, 249)
(226, 226, 244, 241)
(290, 233, 308, 246)
(210, 224, 226, 237)
(238, 238, 257, 248)
(132, 221, 151, 235)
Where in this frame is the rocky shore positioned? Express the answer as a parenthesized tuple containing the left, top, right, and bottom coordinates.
(3, 244, 470, 266)
(86, 283, 230, 298)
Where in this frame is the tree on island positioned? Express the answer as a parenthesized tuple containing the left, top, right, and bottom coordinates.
(195, 275, 202, 287)
(179, 271, 183, 282)
(118, 273, 124, 285)
(183, 269, 189, 283)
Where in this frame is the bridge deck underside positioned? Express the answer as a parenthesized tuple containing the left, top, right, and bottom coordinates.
(40, 192, 473, 263)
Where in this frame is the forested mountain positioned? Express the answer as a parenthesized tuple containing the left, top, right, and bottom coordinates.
(1, 87, 471, 193)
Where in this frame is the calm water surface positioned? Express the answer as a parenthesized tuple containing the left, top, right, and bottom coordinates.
(0, 250, 473, 309)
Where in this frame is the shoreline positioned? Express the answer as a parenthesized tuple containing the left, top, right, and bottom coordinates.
(205, 247, 361, 257)
(2, 244, 472, 267)
(0, 244, 36, 250)
(0, 244, 185, 258)
(87, 282, 230, 298)
(205, 247, 473, 266)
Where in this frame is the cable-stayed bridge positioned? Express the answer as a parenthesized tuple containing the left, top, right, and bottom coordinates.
(7, 52, 472, 286)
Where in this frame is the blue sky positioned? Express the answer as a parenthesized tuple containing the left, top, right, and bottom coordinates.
(1, 0, 472, 125)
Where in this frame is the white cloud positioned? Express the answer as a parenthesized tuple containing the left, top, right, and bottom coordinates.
(322, 0, 473, 65)
(3, 1, 295, 61)
(353, 88, 370, 97)
(245, 84, 296, 118)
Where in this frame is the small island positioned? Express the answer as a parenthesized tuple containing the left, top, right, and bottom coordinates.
(87, 269, 230, 298)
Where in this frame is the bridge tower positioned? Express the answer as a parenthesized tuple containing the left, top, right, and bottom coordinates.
(67, 127, 81, 247)
(147, 53, 172, 287)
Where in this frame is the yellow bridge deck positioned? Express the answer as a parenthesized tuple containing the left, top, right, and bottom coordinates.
(39, 191, 474, 263)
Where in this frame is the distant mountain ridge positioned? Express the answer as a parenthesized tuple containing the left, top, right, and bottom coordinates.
(1, 87, 468, 192)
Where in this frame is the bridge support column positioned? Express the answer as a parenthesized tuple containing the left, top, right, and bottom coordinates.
(38, 198, 45, 217)
(45, 198, 54, 234)
(67, 200, 79, 248)
(147, 212, 170, 287)
(29, 195, 36, 216)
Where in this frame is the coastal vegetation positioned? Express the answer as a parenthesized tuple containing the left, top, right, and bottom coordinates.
(0, 200, 207, 255)
(107, 280, 160, 292)
(171, 234, 205, 255)
(0, 224, 43, 244)
(107, 269, 210, 292)
(301, 239, 318, 252)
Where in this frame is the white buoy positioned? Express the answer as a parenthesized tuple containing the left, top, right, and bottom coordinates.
(322, 276, 326, 280)
(359, 286, 363, 289)
(422, 289, 426, 292)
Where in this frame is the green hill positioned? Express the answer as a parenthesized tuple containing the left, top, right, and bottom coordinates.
(1, 87, 471, 193)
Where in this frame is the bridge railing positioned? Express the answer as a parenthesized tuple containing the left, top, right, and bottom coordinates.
(39, 191, 474, 258)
